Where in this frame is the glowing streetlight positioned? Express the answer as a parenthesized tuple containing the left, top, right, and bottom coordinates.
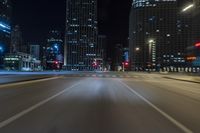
(135, 47, 140, 51)
(149, 39, 155, 43)
(148, 39, 156, 71)
(182, 4, 195, 12)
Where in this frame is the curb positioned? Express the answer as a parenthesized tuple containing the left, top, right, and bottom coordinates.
(0, 76, 53, 86)
(163, 77, 200, 84)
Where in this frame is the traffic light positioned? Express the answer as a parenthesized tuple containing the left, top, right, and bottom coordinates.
(54, 61, 59, 65)
(123, 61, 129, 68)
(195, 42, 200, 47)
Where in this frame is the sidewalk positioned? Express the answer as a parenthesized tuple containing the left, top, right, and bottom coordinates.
(127, 71, 200, 84)
(163, 75, 200, 84)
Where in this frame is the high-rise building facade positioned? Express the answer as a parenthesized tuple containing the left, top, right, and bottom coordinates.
(0, 0, 11, 68)
(10, 25, 23, 53)
(98, 35, 106, 69)
(185, 0, 200, 72)
(46, 30, 63, 70)
(114, 43, 123, 71)
(64, 0, 99, 71)
(129, 0, 190, 72)
(192, 0, 200, 45)
(29, 43, 40, 60)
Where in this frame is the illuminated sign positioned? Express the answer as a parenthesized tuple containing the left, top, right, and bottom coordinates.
(4, 58, 19, 61)
(187, 56, 197, 61)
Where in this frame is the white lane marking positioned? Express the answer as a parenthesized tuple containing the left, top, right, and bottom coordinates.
(119, 80, 193, 133)
(0, 81, 81, 129)
(0, 77, 62, 88)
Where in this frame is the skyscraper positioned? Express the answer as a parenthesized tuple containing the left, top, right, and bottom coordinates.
(10, 25, 23, 53)
(0, 0, 11, 68)
(46, 30, 63, 70)
(64, 0, 98, 71)
(29, 43, 40, 60)
(129, 0, 189, 72)
(97, 35, 106, 58)
(98, 35, 107, 70)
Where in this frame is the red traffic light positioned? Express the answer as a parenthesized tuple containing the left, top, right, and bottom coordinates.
(195, 43, 200, 47)
(54, 61, 59, 64)
(122, 62, 129, 66)
(125, 62, 129, 66)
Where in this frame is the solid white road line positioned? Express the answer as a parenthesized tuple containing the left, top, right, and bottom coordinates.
(0, 77, 62, 88)
(119, 80, 193, 133)
(0, 81, 81, 129)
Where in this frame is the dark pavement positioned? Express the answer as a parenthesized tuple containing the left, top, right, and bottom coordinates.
(0, 73, 199, 133)
(0, 74, 53, 84)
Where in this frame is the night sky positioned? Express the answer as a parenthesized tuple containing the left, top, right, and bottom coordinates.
(12, 0, 132, 57)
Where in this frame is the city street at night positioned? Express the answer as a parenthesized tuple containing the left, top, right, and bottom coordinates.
(0, 73, 200, 133)
(1, 0, 200, 133)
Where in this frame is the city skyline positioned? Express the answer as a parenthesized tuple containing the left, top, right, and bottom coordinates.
(1, 0, 200, 72)
(12, 0, 131, 49)
(1, 1, 200, 133)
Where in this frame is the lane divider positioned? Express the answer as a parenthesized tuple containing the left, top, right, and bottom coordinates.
(119, 80, 193, 133)
(0, 81, 82, 129)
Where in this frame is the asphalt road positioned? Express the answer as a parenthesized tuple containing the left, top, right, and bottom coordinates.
(0, 74, 54, 84)
(0, 73, 200, 133)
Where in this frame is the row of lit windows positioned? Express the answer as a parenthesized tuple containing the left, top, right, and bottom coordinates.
(132, 0, 176, 8)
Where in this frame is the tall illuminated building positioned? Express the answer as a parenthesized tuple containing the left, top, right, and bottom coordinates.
(46, 30, 63, 70)
(10, 25, 23, 53)
(129, 0, 190, 72)
(0, 0, 11, 68)
(64, 0, 99, 71)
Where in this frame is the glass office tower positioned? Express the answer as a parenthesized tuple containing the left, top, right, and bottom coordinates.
(64, 0, 99, 71)
(0, 0, 11, 68)
(129, 0, 190, 72)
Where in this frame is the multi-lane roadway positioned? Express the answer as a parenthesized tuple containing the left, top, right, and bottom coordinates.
(0, 73, 200, 133)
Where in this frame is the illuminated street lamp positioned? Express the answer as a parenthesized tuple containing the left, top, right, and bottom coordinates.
(148, 39, 156, 71)
(182, 4, 195, 12)
(134, 47, 140, 71)
(149, 39, 155, 44)
(135, 47, 140, 51)
(182, 0, 200, 12)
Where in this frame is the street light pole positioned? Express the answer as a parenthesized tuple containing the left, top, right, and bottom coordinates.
(182, 4, 194, 12)
(148, 39, 156, 72)
(148, 40, 154, 71)
(149, 42, 152, 70)
(135, 47, 140, 71)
